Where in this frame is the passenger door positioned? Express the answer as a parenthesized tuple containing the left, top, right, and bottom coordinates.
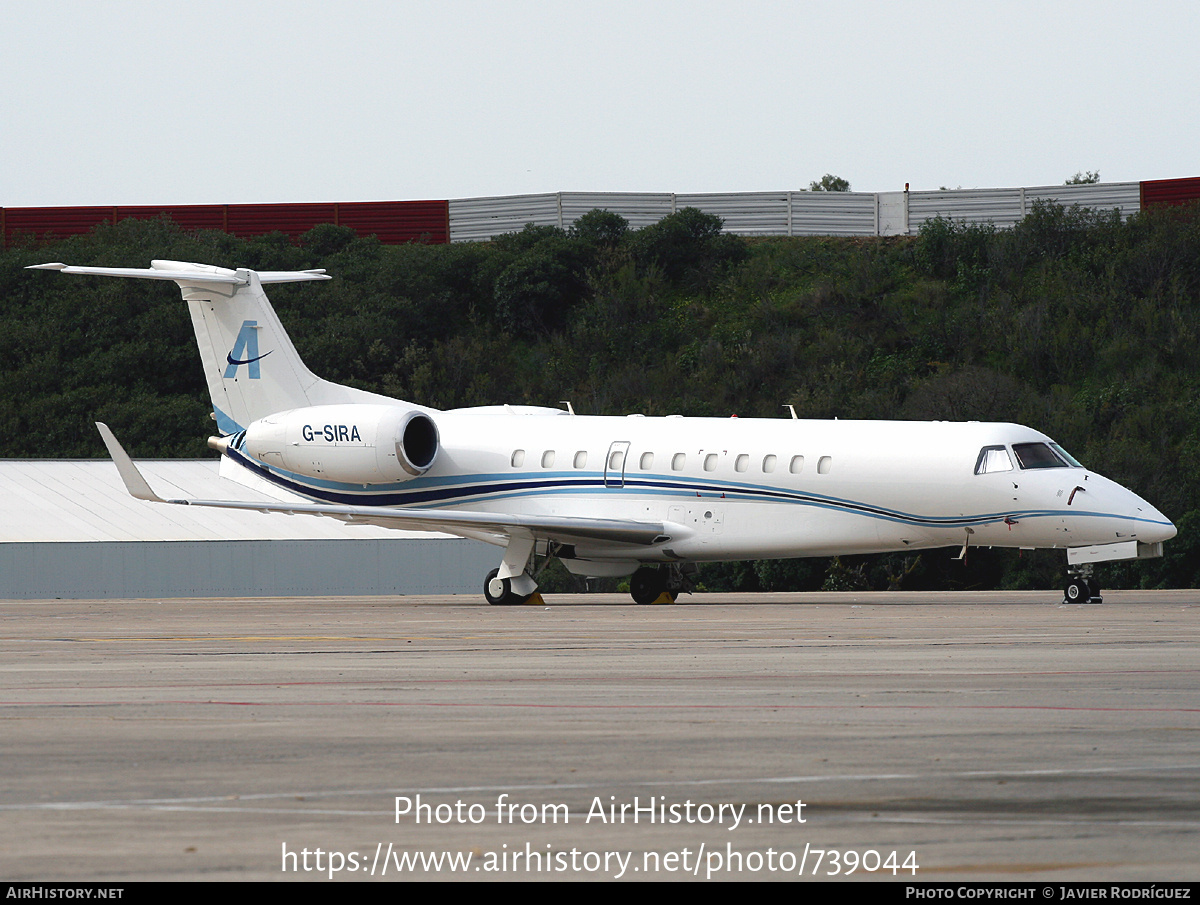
(604, 441, 630, 488)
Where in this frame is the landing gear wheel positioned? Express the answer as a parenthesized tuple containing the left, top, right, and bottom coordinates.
(1064, 577, 1095, 604)
(484, 568, 528, 606)
(630, 567, 666, 605)
(1064, 566, 1104, 604)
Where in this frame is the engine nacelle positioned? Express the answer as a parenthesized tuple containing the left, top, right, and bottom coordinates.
(238, 404, 439, 484)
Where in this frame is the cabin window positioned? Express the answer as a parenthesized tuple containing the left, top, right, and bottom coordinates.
(541, 450, 555, 468)
(762, 454, 777, 473)
(974, 446, 1013, 475)
(609, 449, 626, 471)
(1012, 442, 1068, 469)
(640, 451, 654, 470)
(735, 454, 749, 473)
(704, 454, 718, 472)
(574, 450, 587, 468)
(789, 455, 804, 474)
(818, 456, 832, 474)
(511, 449, 525, 467)
(672, 453, 686, 471)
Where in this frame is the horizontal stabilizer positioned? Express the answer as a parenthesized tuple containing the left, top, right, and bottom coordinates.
(27, 263, 330, 284)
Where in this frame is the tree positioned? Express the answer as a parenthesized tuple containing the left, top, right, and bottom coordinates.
(626, 207, 747, 287)
(492, 235, 590, 335)
(1065, 170, 1100, 185)
(568, 209, 629, 247)
(809, 174, 850, 192)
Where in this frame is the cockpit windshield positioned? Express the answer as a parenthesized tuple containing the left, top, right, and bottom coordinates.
(1012, 442, 1072, 469)
(977, 442, 1084, 473)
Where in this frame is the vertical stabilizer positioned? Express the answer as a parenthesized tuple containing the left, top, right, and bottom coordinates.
(28, 260, 400, 434)
(171, 262, 327, 431)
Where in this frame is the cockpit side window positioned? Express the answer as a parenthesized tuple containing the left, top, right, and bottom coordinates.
(974, 445, 1013, 475)
(1049, 443, 1083, 467)
(1012, 442, 1068, 469)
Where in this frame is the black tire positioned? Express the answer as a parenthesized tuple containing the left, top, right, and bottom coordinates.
(630, 568, 665, 605)
(484, 568, 513, 606)
(1064, 577, 1090, 604)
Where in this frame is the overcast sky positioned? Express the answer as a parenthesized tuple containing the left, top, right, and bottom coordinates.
(3, 0, 1197, 207)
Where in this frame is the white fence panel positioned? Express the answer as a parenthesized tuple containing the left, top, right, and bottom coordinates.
(788, 191, 878, 236)
(559, 192, 676, 230)
(449, 193, 562, 242)
(877, 192, 908, 235)
(1024, 182, 1141, 218)
(908, 188, 1027, 231)
(675, 192, 791, 236)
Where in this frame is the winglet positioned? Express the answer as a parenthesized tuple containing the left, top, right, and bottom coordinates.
(95, 422, 167, 503)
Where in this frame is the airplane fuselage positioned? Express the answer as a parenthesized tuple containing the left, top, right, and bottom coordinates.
(224, 405, 1174, 571)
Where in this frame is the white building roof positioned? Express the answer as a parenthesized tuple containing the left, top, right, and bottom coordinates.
(0, 459, 445, 543)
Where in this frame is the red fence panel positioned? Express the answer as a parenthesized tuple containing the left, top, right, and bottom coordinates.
(224, 203, 338, 238)
(3, 206, 115, 241)
(338, 200, 449, 244)
(1140, 177, 1200, 208)
(114, 205, 228, 231)
(3, 200, 451, 246)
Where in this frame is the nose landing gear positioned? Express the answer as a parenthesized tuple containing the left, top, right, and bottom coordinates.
(1064, 565, 1103, 604)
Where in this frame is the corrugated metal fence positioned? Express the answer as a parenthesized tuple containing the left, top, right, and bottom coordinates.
(3, 178, 1197, 247)
(1, 200, 450, 246)
(907, 182, 1142, 231)
(448, 182, 1148, 242)
(1141, 176, 1200, 207)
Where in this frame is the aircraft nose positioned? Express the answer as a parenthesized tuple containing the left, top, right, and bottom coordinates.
(1125, 492, 1176, 544)
(1091, 474, 1176, 545)
(1139, 507, 1177, 544)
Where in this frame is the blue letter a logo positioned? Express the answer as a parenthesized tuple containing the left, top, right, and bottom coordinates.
(224, 320, 271, 379)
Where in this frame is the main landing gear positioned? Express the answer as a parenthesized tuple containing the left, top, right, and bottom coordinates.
(484, 568, 541, 606)
(484, 536, 543, 606)
(483, 539, 696, 606)
(1063, 564, 1103, 604)
(629, 564, 695, 605)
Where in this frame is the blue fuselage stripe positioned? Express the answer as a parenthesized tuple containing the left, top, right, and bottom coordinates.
(225, 449, 1160, 532)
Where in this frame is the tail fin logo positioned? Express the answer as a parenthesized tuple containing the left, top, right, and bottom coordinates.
(224, 320, 271, 379)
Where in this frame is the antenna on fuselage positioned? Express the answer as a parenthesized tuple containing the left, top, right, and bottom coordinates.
(560, 401, 576, 415)
(782, 404, 798, 419)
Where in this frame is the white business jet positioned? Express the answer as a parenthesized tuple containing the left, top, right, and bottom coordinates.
(30, 260, 1176, 605)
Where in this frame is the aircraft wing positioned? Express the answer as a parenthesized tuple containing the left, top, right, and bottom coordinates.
(95, 423, 674, 549)
(159, 497, 670, 547)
